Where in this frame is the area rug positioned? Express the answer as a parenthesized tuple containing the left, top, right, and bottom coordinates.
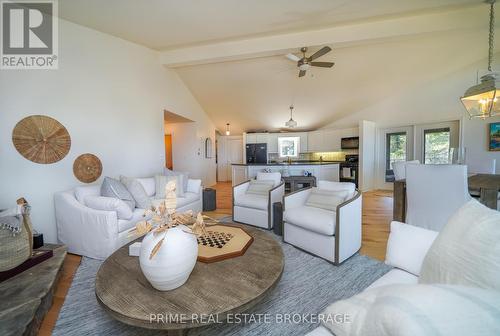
(53, 224, 391, 336)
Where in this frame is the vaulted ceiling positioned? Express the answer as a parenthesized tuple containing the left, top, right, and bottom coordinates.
(59, 0, 491, 134)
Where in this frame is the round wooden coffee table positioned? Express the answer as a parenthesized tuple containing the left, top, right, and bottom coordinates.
(95, 223, 284, 334)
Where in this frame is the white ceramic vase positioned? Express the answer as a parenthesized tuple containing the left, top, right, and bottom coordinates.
(139, 225, 198, 291)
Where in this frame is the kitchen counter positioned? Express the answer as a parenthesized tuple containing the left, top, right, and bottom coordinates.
(231, 162, 341, 186)
(232, 161, 344, 166)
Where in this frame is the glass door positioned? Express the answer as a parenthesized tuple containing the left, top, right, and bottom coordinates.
(378, 126, 413, 189)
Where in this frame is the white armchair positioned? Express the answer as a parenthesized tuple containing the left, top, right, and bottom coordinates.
(232, 172, 285, 229)
(283, 181, 362, 265)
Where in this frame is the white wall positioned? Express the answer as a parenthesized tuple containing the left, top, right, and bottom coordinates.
(359, 120, 377, 191)
(164, 122, 217, 186)
(0, 19, 215, 243)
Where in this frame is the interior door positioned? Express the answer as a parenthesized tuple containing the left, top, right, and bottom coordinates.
(227, 139, 243, 181)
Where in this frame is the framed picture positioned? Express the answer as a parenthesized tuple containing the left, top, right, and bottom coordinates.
(278, 136, 300, 158)
(489, 122, 500, 151)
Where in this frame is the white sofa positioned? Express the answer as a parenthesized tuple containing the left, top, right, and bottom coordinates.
(55, 177, 202, 260)
(283, 181, 362, 265)
(306, 221, 439, 336)
(232, 172, 285, 229)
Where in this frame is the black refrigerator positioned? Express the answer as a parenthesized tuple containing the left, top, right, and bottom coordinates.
(246, 143, 267, 164)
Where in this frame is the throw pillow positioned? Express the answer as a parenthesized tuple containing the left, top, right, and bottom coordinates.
(321, 284, 500, 336)
(136, 177, 156, 197)
(155, 175, 184, 199)
(74, 184, 100, 204)
(120, 176, 152, 209)
(256, 172, 281, 187)
(164, 168, 189, 192)
(385, 221, 438, 276)
(84, 196, 133, 220)
(246, 180, 274, 196)
(101, 177, 135, 210)
(419, 199, 500, 290)
(305, 188, 349, 211)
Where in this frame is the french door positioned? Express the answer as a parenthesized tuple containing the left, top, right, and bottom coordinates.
(378, 126, 413, 189)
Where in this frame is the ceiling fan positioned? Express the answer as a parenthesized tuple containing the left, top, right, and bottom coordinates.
(286, 46, 335, 77)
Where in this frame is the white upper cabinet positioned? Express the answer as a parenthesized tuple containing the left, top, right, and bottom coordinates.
(307, 131, 323, 152)
(267, 133, 279, 153)
(246, 133, 257, 144)
(298, 132, 308, 153)
(323, 129, 341, 152)
(255, 133, 269, 144)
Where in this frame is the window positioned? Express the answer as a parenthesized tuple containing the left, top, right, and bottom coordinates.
(278, 137, 300, 158)
(385, 132, 407, 182)
(424, 128, 450, 164)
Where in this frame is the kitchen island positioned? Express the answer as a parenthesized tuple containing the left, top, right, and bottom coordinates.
(231, 162, 341, 186)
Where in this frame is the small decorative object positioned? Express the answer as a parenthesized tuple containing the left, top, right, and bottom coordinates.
(12, 115, 71, 164)
(130, 180, 200, 291)
(489, 122, 500, 151)
(205, 137, 213, 158)
(73, 153, 103, 183)
(0, 198, 33, 272)
(32, 232, 44, 249)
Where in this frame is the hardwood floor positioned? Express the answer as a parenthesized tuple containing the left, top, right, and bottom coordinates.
(39, 182, 393, 335)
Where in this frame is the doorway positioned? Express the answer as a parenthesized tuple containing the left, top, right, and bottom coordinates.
(164, 134, 173, 169)
(216, 135, 243, 182)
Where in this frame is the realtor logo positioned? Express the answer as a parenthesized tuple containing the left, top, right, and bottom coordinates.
(1, 0, 58, 69)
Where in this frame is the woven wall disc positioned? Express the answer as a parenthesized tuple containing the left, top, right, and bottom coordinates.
(12, 115, 71, 164)
(73, 154, 103, 183)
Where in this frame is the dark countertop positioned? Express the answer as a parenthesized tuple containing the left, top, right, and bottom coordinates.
(232, 161, 343, 166)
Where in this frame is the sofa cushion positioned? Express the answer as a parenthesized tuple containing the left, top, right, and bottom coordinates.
(101, 177, 135, 210)
(322, 284, 500, 336)
(317, 181, 356, 198)
(155, 175, 184, 198)
(117, 208, 146, 232)
(419, 199, 500, 291)
(234, 194, 268, 210)
(305, 188, 349, 211)
(385, 221, 438, 276)
(284, 205, 335, 236)
(120, 176, 152, 209)
(74, 184, 100, 204)
(84, 196, 133, 220)
(136, 177, 156, 197)
(246, 180, 274, 196)
(151, 192, 200, 210)
(366, 269, 418, 290)
(187, 179, 202, 194)
(257, 172, 281, 187)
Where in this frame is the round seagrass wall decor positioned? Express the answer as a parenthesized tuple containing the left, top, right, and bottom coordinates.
(12, 115, 71, 164)
(73, 154, 103, 183)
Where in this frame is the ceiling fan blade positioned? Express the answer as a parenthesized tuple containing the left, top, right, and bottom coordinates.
(286, 53, 300, 62)
(299, 70, 306, 77)
(309, 46, 332, 61)
(310, 61, 335, 68)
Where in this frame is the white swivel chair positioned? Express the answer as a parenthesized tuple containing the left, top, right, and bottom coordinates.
(392, 160, 420, 181)
(405, 164, 471, 232)
(283, 181, 362, 265)
(232, 172, 285, 229)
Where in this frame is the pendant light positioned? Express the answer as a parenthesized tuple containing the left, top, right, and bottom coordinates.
(461, 0, 500, 119)
(285, 105, 298, 128)
(225, 123, 231, 136)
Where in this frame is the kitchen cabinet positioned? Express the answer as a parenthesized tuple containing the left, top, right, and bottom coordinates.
(267, 133, 279, 153)
(308, 130, 323, 152)
(255, 133, 269, 144)
(298, 132, 308, 153)
(246, 133, 257, 144)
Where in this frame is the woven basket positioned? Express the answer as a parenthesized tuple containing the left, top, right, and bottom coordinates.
(0, 205, 33, 272)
